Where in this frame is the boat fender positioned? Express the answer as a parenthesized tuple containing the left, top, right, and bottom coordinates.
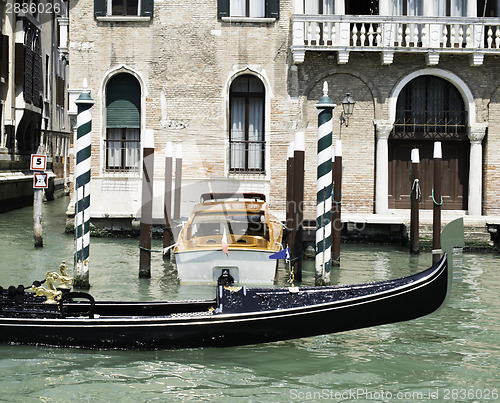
(288, 287, 300, 294)
(14, 285, 25, 305)
(7, 286, 16, 297)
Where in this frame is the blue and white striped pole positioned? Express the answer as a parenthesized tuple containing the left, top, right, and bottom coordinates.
(315, 82, 336, 285)
(74, 79, 94, 289)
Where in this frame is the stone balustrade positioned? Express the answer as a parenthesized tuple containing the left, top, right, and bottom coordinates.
(292, 14, 500, 65)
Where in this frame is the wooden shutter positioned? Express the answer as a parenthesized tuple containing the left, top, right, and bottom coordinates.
(0, 35, 9, 82)
(217, 0, 229, 18)
(266, 0, 279, 18)
(94, 0, 106, 17)
(15, 43, 24, 85)
(141, 0, 154, 17)
(106, 74, 141, 128)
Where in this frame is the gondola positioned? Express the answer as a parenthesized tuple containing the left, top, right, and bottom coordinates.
(0, 254, 450, 349)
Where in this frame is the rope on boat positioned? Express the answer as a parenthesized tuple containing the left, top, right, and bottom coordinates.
(139, 243, 179, 255)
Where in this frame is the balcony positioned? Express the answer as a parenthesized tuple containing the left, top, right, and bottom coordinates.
(291, 14, 500, 65)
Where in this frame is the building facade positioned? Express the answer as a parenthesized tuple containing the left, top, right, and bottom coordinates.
(67, 0, 500, 228)
(0, 0, 70, 211)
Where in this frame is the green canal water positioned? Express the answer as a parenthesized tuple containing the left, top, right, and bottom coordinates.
(0, 197, 498, 402)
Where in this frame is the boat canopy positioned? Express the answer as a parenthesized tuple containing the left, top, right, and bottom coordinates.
(187, 211, 266, 239)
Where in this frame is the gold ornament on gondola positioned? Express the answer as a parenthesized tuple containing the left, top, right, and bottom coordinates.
(30, 285, 62, 304)
(29, 262, 74, 304)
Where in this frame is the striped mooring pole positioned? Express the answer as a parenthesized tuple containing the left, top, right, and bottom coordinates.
(74, 79, 95, 290)
(315, 82, 336, 285)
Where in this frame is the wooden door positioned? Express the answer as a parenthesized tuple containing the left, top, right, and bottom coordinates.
(388, 140, 469, 210)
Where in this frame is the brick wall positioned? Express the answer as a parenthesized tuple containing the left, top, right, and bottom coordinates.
(69, 0, 500, 218)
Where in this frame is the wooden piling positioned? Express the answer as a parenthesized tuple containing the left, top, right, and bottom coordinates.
(432, 142, 442, 264)
(173, 144, 183, 240)
(163, 142, 173, 256)
(139, 130, 155, 279)
(410, 148, 420, 254)
(331, 140, 342, 265)
(285, 141, 295, 267)
(292, 133, 305, 281)
(286, 142, 294, 234)
(33, 189, 43, 247)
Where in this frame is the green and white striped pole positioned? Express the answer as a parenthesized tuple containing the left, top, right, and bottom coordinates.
(315, 82, 336, 285)
(74, 79, 94, 289)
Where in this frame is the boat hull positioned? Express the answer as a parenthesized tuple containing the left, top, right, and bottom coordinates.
(0, 256, 449, 349)
(174, 249, 278, 284)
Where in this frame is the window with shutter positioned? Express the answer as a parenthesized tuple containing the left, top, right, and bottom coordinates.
(105, 73, 141, 172)
(229, 75, 266, 174)
(218, 0, 279, 19)
(94, 0, 153, 18)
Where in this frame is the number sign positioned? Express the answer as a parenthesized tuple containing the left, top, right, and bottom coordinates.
(33, 172, 49, 189)
(30, 154, 47, 171)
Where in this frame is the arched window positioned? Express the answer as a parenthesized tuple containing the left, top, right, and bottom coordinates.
(105, 73, 141, 172)
(229, 75, 265, 174)
(394, 76, 466, 140)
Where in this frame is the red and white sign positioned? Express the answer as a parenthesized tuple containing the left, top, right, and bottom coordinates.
(33, 172, 49, 189)
(30, 154, 47, 171)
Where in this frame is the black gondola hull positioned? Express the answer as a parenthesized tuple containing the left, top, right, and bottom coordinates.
(0, 255, 449, 349)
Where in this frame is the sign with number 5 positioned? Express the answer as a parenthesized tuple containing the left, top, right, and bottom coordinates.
(30, 154, 47, 171)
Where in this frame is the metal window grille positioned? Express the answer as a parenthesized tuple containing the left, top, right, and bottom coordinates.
(105, 129, 140, 172)
(393, 76, 467, 140)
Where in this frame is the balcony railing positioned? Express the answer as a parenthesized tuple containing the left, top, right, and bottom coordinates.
(291, 14, 500, 65)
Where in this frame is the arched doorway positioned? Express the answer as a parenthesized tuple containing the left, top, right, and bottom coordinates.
(388, 75, 469, 210)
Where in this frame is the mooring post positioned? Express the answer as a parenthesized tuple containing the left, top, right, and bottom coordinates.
(314, 82, 335, 285)
(173, 144, 183, 240)
(285, 141, 295, 260)
(73, 79, 94, 290)
(139, 129, 155, 279)
(410, 148, 420, 254)
(331, 140, 342, 265)
(163, 142, 173, 257)
(292, 132, 305, 281)
(432, 141, 442, 264)
(33, 187, 43, 247)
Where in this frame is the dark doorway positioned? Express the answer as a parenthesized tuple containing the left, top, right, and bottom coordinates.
(345, 0, 378, 15)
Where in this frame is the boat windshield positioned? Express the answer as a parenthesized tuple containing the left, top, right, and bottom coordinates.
(187, 212, 267, 239)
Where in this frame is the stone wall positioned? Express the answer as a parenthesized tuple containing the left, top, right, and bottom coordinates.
(69, 0, 500, 218)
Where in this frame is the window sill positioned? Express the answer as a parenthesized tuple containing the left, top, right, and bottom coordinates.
(221, 17, 276, 24)
(96, 16, 151, 22)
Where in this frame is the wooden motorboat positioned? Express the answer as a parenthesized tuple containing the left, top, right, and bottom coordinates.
(0, 254, 450, 349)
(173, 193, 283, 284)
